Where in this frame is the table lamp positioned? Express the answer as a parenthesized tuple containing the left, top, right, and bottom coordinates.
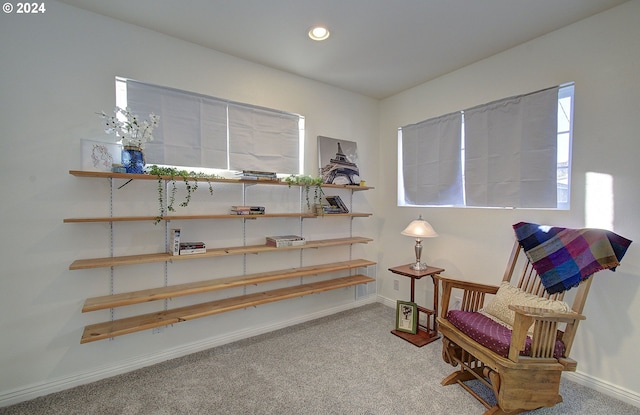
(401, 215, 438, 270)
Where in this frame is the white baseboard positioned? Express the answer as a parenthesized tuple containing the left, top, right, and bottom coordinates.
(0, 297, 377, 408)
(378, 295, 397, 309)
(378, 294, 640, 410)
(564, 370, 640, 409)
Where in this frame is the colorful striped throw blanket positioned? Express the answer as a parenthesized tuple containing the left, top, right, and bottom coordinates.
(513, 222, 632, 294)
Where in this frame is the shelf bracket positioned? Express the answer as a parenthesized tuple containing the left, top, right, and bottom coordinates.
(117, 179, 134, 189)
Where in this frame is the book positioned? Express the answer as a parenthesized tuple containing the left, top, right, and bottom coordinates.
(238, 175, 281, 182)
(236, 171, 280, 182)
(230, 205, 266, 215)
(325, 196, 349, 213)
(179, 247, 207, 255)
(266, 235, 306, 247)
(240, 170, 277, 178)
(179, 241, 206, 255)
(180, 241, 206, 249)
(231, 206, 265, 211)
(230, 210, 266, 215)
(267, 239, 306, 248)
(320, 205, 344, 214)
(170, 228, 181, 256)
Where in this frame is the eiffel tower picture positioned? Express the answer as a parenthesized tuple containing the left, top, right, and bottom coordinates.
(318, 136, 360, 185)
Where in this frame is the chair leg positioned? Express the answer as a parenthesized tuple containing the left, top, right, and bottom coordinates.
(442, 338, 461, 366)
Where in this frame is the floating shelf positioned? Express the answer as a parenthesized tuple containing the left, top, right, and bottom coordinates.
(82, 259, 376, 312)
(69, 237, 373, 270)
(69, 170, 374, 190)
(63, 212, 372, 223)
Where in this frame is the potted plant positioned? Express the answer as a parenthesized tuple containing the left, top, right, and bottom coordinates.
(98, 107, 159, 174)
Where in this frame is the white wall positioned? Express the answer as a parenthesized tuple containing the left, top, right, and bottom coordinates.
(378, 0, 640, 404)
(0, 1, 379, 405)
(2, 0, 639, 408)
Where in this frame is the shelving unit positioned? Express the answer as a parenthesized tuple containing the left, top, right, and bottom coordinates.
(68, 170, 376, 343)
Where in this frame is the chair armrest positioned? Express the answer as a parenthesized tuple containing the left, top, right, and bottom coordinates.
(437, 276, 499, 317)
(508, 305, 586, 362)
(509, 305, 586, 322)
(438, 276, 500, 294)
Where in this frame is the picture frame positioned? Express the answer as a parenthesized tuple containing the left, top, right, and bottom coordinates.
(317, 135, 360, 185)
(81, 139, 121, 172)
(395, 300, 418, 334)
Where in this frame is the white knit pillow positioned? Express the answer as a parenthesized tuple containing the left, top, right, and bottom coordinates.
(483, 282, 572, 331)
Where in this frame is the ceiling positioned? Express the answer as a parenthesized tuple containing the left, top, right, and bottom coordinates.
(59, 0, 628, 99)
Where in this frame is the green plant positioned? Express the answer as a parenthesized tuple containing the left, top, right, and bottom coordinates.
(284, 174, 325, 210)
(147, 165, 220, 223)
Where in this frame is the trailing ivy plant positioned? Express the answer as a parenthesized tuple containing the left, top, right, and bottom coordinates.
(147, 165, 220, 224)
(284, 174, 325, 210)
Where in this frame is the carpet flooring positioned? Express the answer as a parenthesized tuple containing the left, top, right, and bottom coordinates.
(2, 303, 639, 414)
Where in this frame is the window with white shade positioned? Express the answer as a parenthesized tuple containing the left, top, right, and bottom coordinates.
(116, 77, 304, 174)
(398, 83, 574, 209)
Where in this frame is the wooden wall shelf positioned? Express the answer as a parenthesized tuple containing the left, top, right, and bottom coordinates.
(70, 237, 373, 270)
(69, 170, 374, 190)
(81, 274, 375, 344)
(82, 259, 376, 312)
(63, 212, 372, 223)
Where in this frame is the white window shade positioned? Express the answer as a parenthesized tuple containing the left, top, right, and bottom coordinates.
(126, 80, 228, 169)
(464, 87, 559, 208)
(124, 78, 302, 174)
(228, 104, 299, 174)
(401, 112, 463, 205)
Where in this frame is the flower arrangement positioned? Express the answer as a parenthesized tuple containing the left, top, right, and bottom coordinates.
(99, 107, 159, 149)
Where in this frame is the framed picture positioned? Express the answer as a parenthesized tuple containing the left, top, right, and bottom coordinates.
(395, 300, 418, 334)
(317, 135, 360, 185)
(81, 139, 121, 172)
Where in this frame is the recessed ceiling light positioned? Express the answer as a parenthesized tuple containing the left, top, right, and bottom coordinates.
(308, 26, 330, 41)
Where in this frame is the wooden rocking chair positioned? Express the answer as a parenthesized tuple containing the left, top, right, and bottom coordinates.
(436, 240, 592, 415)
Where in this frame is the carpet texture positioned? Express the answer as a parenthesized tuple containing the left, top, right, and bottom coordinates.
(2, 303, 638, 415)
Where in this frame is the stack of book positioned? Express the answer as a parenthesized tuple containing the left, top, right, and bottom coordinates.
(230, 205, 266, 215)
(317, 204, 344, 214)
(179, 241, 206, 255)
(323, 195, 349, 213)
(237, 170, 280, 182)
(266, 235, 306, 248)
(170, 228, 181, 256)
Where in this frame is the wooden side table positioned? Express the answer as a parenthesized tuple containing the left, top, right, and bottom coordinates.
(389, 264, 444, 347)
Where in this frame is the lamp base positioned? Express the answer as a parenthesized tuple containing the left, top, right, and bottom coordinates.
(409, 262, 428, 271)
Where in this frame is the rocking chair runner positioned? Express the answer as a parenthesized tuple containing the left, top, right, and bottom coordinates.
(436, 240, 592, 415)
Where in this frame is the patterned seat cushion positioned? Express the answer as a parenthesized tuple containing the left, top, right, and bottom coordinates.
(447, 310, 565, 359)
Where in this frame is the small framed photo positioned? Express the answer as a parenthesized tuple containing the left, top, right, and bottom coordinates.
(81, 138, 121, 172)
(395, 300, 418, 334)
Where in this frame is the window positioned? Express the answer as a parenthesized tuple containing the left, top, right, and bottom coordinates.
(556, 84, 574, 210)
(398, 83, 573, 209)
(116, 77, 304, 174)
